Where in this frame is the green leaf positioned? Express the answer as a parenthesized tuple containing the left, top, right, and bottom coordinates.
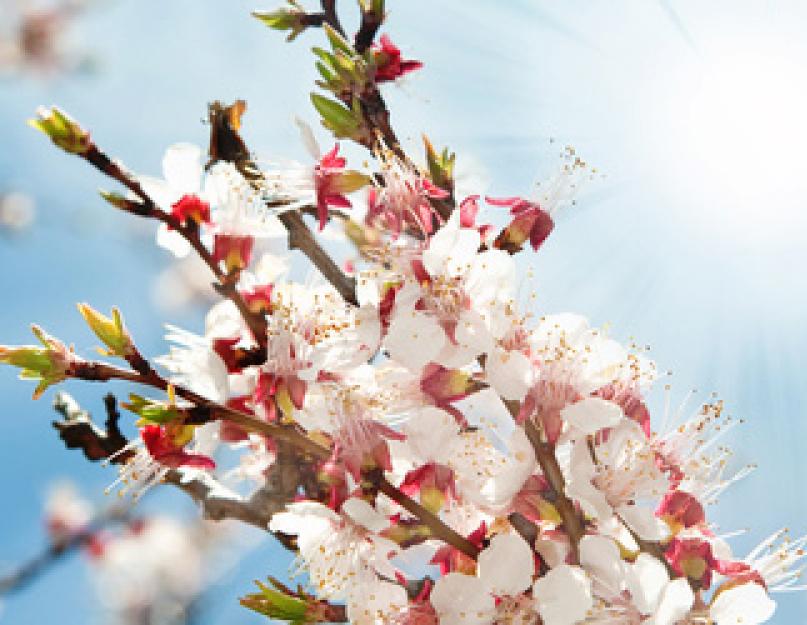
(123, 393, 182, 425)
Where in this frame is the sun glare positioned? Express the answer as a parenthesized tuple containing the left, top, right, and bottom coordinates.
(645, 39, 807, 244)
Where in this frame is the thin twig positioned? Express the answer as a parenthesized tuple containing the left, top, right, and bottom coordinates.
(66, 357, 480, 559)
(522, 419, 585, 561)
(206, 101, 359, 305)
(320, 0, 345, 37)
(81, 143, 269, 348)
(377, 476, 479, 559)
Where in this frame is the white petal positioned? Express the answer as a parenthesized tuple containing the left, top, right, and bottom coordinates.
(561, 398, 624, 435)
(617, 504, 670, 542)
(156, 224, 191, 258)
(404, 406, 460, 464)
(431, 573, 495, 625)
(347, 579, 408, 625)
(625, 553, 669, 615)
(341, 498, 388, 533)
(454, 309, 494, 355)
(710, 583, 776, 625)
(564, 439, 611, 520)
(294, 117, 322, 160)
(532, 564, 593, 625)
(466, 249, 515, 304)
(423, 224, 481, 278)
(268, 503, 335, 553)
(385, 310, 446, 372)
(477, 533, 535, 596)
(646, 578, 694, 625)
(578, 534, 625, 598)
(139, 175, 180, 212)
(485, 347, 532, 401)
(162, 143, 202, 193)
(534, 538, 570, 570)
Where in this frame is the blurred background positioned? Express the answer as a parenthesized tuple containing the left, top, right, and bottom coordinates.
(2, 0, 807, 622)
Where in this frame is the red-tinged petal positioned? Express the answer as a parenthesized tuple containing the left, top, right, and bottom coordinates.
(325, 193, 352, 208)
(399, 60, 424, 75)
(528, 209, 554, 251)
(459, 195, 480, 228)
(515, 394, 536, 424)
(715, 559, 753, 576)
(171, 194, 210, 225)
(416, 203, 435, 234)
(213, 234, 254, 272)
(422, 178, 450, 199)
(420, 363, 473, 403)
(656, 490, 706, 529)
(320, 144, 346, 169)
(241, 283, 274, 315)
(477, 223, 494, 243)
(411, 258, 431, 284)
(285, 375, 307, 410)
(179, 452, 216, 470)
(379, 33, 399, 55)
(140, 424, 174, 458)
(212, 336, 242, 373)
(485, 195, 521, 208)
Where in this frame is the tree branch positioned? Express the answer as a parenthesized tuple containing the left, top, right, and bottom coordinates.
(354, 5, 383, 54)
(81, 143, 269, 349)
(377, 476, 479, 559)
(206, 101, 359, 306)
(523, 419, 585, 561)
(320, 0, 345, 37)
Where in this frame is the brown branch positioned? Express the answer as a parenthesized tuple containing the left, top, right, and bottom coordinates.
(64, 355, 480, 560)
(51, 393, 302, 550)
(523, 420, 585, 561)
(278, 210, 358, 305)
(354, 4, 383, 54)
(377, 476, 479, 559)
(70, 358, 329, 458)
(80, 143, 269, 349)
(207, 101, 359, 306)
(320, 0, 345, 37)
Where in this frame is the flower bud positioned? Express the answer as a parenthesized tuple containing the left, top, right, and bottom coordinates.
(123, 392, 182, 426)
(0, 325, 75, 399)
(213, 234, 255, 274)
(77, 303, 133, 357)
(29, 106, 91, 155)
(252, 6, 307, 42)
(98, 189, 145, 214)
(424, 136, 455, 192)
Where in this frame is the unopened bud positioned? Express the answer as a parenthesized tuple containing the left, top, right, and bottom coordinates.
(0, 325, 75, 399)
(77, 303, 133, 357)
(29, 106, 91, 155)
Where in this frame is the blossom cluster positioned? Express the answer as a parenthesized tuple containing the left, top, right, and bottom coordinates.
(2, 2, 804, 624)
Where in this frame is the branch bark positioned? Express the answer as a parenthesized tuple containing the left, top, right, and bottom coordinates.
(206, 101, 359, 306)
(523, 420, 585, 561)
(81, 143, 269, 348)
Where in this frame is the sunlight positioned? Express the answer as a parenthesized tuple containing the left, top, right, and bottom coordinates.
(646, 38, 807, 244)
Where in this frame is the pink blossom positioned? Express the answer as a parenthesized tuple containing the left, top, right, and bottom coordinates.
(372, 34, 423, 83)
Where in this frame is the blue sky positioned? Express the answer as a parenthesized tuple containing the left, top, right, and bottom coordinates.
(2, 1, 807, 623)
